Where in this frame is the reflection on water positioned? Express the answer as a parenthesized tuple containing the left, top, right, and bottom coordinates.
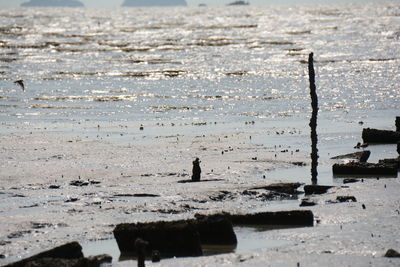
(0, 3, 398, 132)
(82, 226, 292, 263)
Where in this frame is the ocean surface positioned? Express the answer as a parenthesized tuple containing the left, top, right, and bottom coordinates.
(0, 2, 399, 147)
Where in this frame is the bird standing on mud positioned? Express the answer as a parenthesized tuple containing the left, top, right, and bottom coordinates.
(14, 80, 25, 91)
(192, 158, 201, 182)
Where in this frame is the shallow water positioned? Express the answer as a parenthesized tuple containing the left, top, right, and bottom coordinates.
(0, 3, 399, 138)
(81, 226, 292, 263)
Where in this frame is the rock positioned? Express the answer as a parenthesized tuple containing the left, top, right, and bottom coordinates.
(69, 180, 89, 187)
(151, 250, 161, 262)
(250, 182, 303, 195)
(343, 178, 360, 184)
(0, 240, 11, 246)
(65, 197, 79, 203)
(300, 199, 316, 207)
(177, 178, 223, 183)
(384, 248, 400, 257)
(354, 142, 368, 149)
(113, 220, 202, 258)
(242, 189, 297, 202)
(209, 190, 234, 201)
(19, 258, 88, 267)
(331, 151, 370, 162)
(304, 185, 334, 195)
(378, 158, 400, 169)
(31, 222, 53, 229)
(226, 210, 314, 227)
(7, 230, 31, 239)
(362, 128, 400, 144)
(194, 214, 237, 245)
(5, 242, 84, 267)
(48, 185, 61, 189)
(86, 254, 112, 266)
(113, 193, 160, 198)
(336, 196, 357, 202)
(332, 162, 398, 177)
(359, 150, 371, 163)
(10, 255, 111, 267)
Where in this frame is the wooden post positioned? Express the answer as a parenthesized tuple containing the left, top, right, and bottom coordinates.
(135, 238, 148, 267)
(308, 53, 319, 185)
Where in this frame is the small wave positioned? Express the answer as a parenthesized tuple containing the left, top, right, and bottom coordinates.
(0, 44, 48, 49)
(42, 32, 100, 39)
(195, 95, 279, 101)
(34, 95, 138, 102)
(34, 95, 90, 101)
(286, 30, 312, 35)
(0, 26, 24, 34)
(307, 9, 350, 17)
(192, 39, 238, 47)
(113, 58, 182, 65)
(191, 24, 257, 30)
(299, 59, 342, 64)
(29, 104, 91, 110)
(55, 70, 186, 78)
(93, 95, 137, 102)
(368, 58, 396, 62)
(121, 47, 152, 52)
(262, 41, 296, 46)
(119, 25, 164, 33)
(287, 48, 305, 52)
(225, 71, 249, 76)
(0, 14, 24, 19)
(0, 58, 19, 63)
(150, 105, 214, 112)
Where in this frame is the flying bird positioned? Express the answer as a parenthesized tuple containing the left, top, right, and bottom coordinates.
(14, 80, 25, 91)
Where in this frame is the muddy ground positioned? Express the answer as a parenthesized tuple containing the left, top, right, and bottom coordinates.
(0, 128, 399, 266)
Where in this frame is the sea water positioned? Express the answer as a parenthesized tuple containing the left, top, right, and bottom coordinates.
(0, 3, 399, 181)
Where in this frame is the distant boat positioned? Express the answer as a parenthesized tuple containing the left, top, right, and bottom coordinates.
(122, 0, 188, 7)
(227, 1, 250, 6)
(21, 0, 84, 7)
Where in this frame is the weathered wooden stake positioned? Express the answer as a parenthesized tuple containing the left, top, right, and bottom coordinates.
(135, 238, 148, 267)
(308, 53, 319, 185)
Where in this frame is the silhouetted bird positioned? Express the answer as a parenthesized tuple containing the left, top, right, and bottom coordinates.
(14, 80, 25, 91)
(191, 158, 201, 182)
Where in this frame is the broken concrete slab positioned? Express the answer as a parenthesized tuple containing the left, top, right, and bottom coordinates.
(362, 128, 400, 144)
(304, 185, 334, 195)
(5, 242, 84, 267)
(113, 220, 203, 258)
(331, 151, 370, 162)
(332, 162, 398, 177)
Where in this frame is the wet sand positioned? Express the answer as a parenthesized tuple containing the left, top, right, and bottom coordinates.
(0, 126, 310, 264)
(0, 122, 399, 266)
